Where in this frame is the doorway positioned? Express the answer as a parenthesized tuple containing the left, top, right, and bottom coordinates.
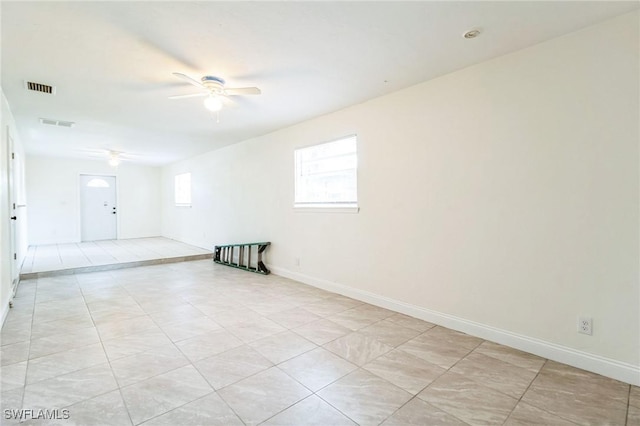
(80, 174, 117, 241)
(6, 127, 19, 295)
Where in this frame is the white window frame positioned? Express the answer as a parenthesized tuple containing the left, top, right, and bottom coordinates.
(294, 135, 359, 213)
(174, 172, 192, 207)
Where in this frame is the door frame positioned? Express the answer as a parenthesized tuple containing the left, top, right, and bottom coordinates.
(78, 173, 119, 242)
(6, 126, 19, 297)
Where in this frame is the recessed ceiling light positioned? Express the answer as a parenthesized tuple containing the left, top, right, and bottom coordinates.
(463, 29, 481, 39)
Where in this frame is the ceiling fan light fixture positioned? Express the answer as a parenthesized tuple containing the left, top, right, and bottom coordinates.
(204, 95, 223, 112)
(108, 152, 120, 167)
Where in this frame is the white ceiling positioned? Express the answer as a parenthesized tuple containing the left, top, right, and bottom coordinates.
(2, 1, 638, 166)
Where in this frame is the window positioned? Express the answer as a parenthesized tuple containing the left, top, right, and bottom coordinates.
(294, 135, 358, 209)
(175, 173, 192, 206)
(86, 178, 110, 188)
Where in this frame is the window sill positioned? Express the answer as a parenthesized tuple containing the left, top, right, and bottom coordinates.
(175, 204, 192, 208)
(294, 204, 359, 213)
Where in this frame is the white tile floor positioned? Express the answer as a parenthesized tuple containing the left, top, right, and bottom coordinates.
(21, 238, 212, 276)
(1, 260, 637, 425)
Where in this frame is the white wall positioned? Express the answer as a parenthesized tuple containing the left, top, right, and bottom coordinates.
(26, 156, 162, 244)
(161, 12, 639, 383)
(1, 88, 28, 323)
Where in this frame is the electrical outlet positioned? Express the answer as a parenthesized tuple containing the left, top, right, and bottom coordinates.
(294, 257, 300, 267)
(578, 317, 592, 335)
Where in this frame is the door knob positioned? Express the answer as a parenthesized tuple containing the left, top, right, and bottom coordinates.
(10, 216, 16, 220)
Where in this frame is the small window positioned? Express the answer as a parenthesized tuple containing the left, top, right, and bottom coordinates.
(294, 135, 358, 208)
(86, 178, 110, 188)
(175, 173, 192, 206)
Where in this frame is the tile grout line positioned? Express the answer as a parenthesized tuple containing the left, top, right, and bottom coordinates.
(171, 281, 351, 424)
(500, 359, 548, 424)
(296, 282, 444, 424)
(260, 392, 357, 426)
(123, 291, 233, 425)
(55, 243, 63, 268)
(625, 385, 631, 426)
(312, 372, 377, 425)
(79, 271, 137, 426)
(140, 390, 246, 426)
(268, 310, 430, 425)
(74, 241, 93, 269)
(22, 245, 35, 273)
(110, 239, 144, 263)
(16, 275, 38, 414)
(77, 241, 101, 268)
(146, 309, 255, 425)
(93, 240, 119, 264)
(505, 359, 583, 426)
(115, 238, 159, 262)
(368, 326, 464, 424)
(417, 337, 579, 425)
(379, 328, 481, 426)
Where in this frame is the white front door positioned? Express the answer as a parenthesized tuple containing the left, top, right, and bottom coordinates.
(80, 175, 117, 241)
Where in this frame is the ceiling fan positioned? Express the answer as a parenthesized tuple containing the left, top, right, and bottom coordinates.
(81, 148, 139, 167)
(169, 72, 261, 113)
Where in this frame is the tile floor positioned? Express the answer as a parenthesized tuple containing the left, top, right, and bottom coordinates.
(21, 237, 212, 275)
(1, 260, 637, 425)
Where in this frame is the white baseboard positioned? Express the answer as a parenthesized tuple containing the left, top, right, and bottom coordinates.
(270, 266, 640, 386)
(1, 295, 10, 328)
(2, 276, 21, 327)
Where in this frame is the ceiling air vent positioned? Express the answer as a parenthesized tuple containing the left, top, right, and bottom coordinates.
(39, 118, 75, 128)
(24, 81, 56, 94)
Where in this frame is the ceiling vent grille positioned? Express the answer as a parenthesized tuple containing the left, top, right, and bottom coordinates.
(39, 118, 75, 128)
(24, 81, 56, 94)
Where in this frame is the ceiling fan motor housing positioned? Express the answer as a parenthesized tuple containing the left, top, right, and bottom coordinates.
(202, 76, 226, 94)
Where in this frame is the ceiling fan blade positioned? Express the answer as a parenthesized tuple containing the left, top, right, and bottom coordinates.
(225, 87, 261, 96)
(168, 92, 208, 100)
(172, 72, 205, 89)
